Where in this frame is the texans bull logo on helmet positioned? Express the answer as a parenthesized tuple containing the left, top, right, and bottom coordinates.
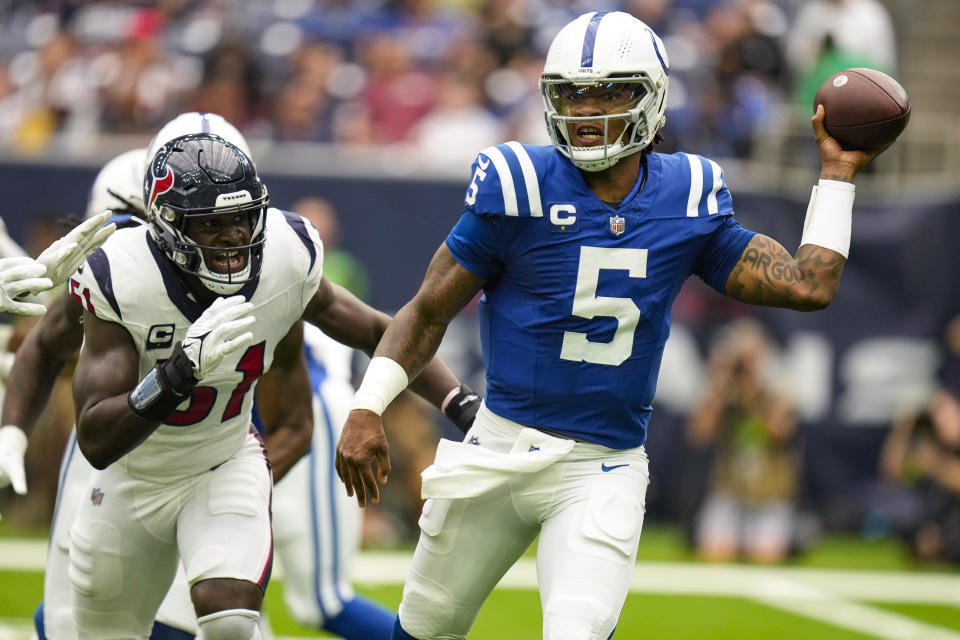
(148, 167, 175, 213)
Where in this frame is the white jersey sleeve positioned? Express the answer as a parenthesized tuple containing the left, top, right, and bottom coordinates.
(273, 209, 324, 312)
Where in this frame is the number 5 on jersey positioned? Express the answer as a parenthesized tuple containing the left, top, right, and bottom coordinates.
(560, 246, 647, 366)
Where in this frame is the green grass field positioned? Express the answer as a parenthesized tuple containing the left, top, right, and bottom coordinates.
(2, 526, 959, 639)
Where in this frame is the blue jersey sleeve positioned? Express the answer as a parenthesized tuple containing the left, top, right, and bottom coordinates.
(693, 216, 756, 293)
(445, 210, 503, 280)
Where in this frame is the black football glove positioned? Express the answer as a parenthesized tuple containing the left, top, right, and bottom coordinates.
(443, 384, 481, 434)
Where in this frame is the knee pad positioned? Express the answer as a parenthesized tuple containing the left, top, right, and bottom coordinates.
(398, 579, 461, 639)
(69, 520, 124, 599)
(196, 609, 261, 640)
(543, 591, 618, 640)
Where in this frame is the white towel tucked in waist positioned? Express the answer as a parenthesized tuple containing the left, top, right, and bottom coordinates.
(421, 427, 575, 499)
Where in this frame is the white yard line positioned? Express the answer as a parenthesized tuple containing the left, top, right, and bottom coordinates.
(0, 540, 46, 572)
(762, 597, 960, 640)
(3, 540, 959, 640)
(0, 619, 36, 640)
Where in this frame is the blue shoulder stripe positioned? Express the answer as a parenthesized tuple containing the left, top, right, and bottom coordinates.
(87, 249, 121, 320)
(683, 154, 727, 217)
(505, 142, 543, 218)
(281, 210, 317, 271)
(479, 143, 543, 218)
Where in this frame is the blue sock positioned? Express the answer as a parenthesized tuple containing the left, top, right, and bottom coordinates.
(322, 595, 395, 640)
(33, 603, 45, 640)
(150, 620, 195, 640)
(392, 616, 419, 640)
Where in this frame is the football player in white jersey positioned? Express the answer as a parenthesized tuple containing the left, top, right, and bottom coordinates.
(336, 11, 894, 640)
(68, 131, 468, 640)
(3, 117, 253, 640)
(8, 113, 478, 640)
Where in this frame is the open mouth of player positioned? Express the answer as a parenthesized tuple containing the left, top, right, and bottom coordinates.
(208, 248, 248, 274)
(572, 124, 607, 147)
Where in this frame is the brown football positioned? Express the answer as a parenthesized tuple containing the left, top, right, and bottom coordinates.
(813, 68, 910, 151)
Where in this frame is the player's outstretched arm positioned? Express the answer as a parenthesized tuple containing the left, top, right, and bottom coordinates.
(257, 321, 314, 482)
(0, 292, 85, 497)
(724, 105, 889, 311)
(723, 235, 845, 310)
(302, 269, 475, 410)
(333, 244, 485, 507)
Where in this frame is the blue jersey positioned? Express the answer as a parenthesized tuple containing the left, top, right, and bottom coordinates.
(445, 143, 755, 449)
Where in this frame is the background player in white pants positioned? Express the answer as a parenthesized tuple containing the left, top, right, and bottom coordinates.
(275, 325, 399, 637)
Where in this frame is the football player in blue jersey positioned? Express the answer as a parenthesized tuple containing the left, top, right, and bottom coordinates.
(336, 10, 893, 640)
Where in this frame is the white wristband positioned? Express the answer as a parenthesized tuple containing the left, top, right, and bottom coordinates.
(799, 179, 855, 259)
(0, 425, 28, 457)
(351, 357, 409, 416)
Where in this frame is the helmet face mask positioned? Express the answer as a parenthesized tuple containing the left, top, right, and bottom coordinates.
(145, 133, 268, 295)
(540, 12, 670, 172)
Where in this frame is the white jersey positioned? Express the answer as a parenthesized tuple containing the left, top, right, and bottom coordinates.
(72, 207, 323, 481)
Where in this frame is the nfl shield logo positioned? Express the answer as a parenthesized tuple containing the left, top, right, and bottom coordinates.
(609, 215, 626, 237)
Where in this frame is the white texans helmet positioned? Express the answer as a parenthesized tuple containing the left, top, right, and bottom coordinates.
(145, 111, 252, 173)
(540, 11, 670, 172)
(85, 148, 148, 225)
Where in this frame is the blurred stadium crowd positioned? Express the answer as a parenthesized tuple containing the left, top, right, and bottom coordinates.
(0, 0, 897, 164)
(8, 0, 959, 571)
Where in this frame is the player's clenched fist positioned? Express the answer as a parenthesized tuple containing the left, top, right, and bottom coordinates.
(182, 295, 256, 379)
(129, 295, 255, 422)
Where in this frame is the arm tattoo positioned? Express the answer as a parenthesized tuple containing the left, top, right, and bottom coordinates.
(725, 235, 845, 310)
